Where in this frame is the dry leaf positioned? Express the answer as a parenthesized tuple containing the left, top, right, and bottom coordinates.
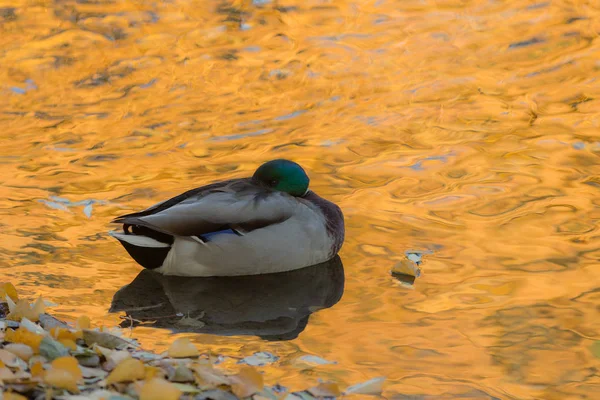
(50, 327, 80, 342)
(4, 343, 34, 362)
(344, 377, 385, 395)
(80, 365, 108, 379)
(7, 299, 41, 322)
(20, 317, 47, 336)
(144, 365, 163, 380)
(308, 382, 342, 397)
(0, 366, 16, 380)
(83, 329, 134, 350)
(39, 336, 70, 360)
(45, 367, 80, 393)
(4, 327, 44, 352)
(193, 365, 231, 387)
(138, 378, 182, 400)
(106, 358, 145, 384)
(0, 348, 20, 367)
(167, 337, 199, 358)
(0, 282, 19, 301)
(31, 361, 45, 378)
(230, 366, 264, 398)
(3, 392, 27, 400)
(52, 356, 83, 381)
(392, 259, 421, 278)
(59, 338, 77, 350)
(32, 296, 46, 316)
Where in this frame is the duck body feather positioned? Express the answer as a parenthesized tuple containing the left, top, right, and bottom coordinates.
(110, 178, 344, 276)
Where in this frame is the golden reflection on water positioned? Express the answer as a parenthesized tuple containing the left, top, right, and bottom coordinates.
(1, 0, 600, 398)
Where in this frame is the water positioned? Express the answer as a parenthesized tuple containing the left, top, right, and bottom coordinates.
(1, 0, 600, 398)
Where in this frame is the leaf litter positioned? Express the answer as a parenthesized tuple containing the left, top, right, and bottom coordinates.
(0, 282, 386, 398)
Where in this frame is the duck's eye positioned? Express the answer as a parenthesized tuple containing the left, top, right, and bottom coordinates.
(269, 179, 278, 187)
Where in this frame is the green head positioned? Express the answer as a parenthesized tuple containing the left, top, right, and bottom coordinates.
(253, 159, 310, 197)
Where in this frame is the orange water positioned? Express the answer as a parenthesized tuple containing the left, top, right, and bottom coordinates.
(1, 0, 600, 398)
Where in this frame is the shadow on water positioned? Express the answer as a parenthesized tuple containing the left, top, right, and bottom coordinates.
(109, 255, 344, 341)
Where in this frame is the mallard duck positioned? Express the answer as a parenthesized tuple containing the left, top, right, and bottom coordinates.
(109, 159, 344, 276)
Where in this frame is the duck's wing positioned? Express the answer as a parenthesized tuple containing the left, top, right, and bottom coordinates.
(112, 178, 296, 237)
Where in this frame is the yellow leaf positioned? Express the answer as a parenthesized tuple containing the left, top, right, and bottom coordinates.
(50, 327, 80, 342)
(76, 315, 91, 330)
(309, 382, 342, 397)
(167, 337, 199, 358)
(145, 365, 163, 380)
(4, 328, 44, 352)
(59, 338, 77, 350)
(192, 365, 230, 387)
(51, 356, 83, 382)
(32, 296, 46, 316)
(0, 282, 19, 301)
(106, 358, 145, 384)
(138, 378, 182, 400)
(3, 392, 27, 400)
(45, 368, 80, 393)
(31, 361, 45, 378)
(7, 299, 40, 322)
(230, 366, 264, 398)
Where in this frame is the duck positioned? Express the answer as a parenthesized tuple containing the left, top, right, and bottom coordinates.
(109, 159, 345, 277)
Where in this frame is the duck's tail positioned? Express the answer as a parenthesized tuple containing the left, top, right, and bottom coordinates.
(109, 230, 172, 270)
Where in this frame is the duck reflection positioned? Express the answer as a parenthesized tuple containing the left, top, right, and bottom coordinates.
(110, 256, 344, 340)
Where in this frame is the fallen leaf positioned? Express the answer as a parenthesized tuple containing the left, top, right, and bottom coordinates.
(239, 351, 279, 366)
(50, 327, 80, 342)
(2, 392, 27, 400)
(144, 365, 163, 380)
(80, 365, 108, 379)
(230, 366, 264, 398)
(344, 377, 385, 395)
(59, 338, 78, 350)
(76, 315, 91, 330)
(108, 350, 132, 366)
(45, 367, 80, 393)
(193, 365, 231, 387)
(170, 382, 202, 393)
(20, 317, 47, 336)
(167, 337, 199, 358)
(138, 377, 182, 400)
(52, 356, 83, 381)
(308, 382, 342, 398)
(39, 336, 70, 360)
(7, 299, 41, 321)
(0, 366, 16, 380)
(30, 361, 45, 378)
(83, 329, 135, 350)
(3, 343, 33, 361)
(1, 282, 19, 301)
(169, 364, 194, 382)
(32, 296, 46, 316)
(392, 259, 421, 278)
(4, 328, 44, 352)
(0, 348, 20, 367)
(106, 358, 145, 384)
(39, 313, 70, 331)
